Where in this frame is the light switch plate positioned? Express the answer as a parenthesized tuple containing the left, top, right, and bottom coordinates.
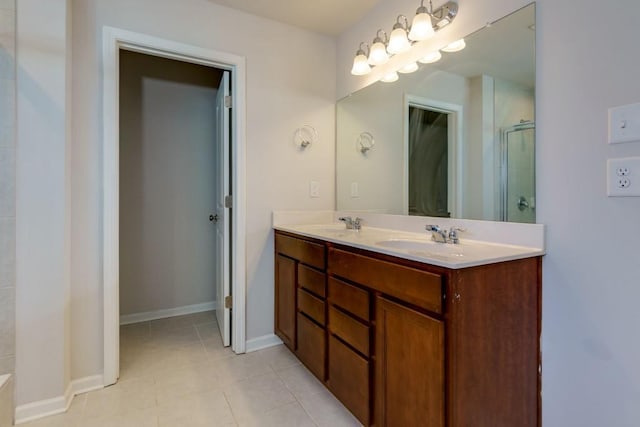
(607, 157, 640, 197)
(609, 102, 640, 144)
(309, 181, 320, 198)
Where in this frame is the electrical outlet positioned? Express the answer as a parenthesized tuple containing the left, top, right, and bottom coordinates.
(350, 182, 359, 198)
(607, 157, 640, 196)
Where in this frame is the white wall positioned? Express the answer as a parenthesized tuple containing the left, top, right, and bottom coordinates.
(119, 51, 220, 316)
(338, 0, 640, 425)
(15, 0, 71, 406)
(70, 0, 336, 384)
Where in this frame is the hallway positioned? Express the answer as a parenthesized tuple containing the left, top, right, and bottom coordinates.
(21, 312, 360, 426)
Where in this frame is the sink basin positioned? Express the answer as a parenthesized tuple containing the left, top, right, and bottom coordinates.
(375, 238, 435, 251)
(298, 224, 357, 235)
(376, 238, 465, 258)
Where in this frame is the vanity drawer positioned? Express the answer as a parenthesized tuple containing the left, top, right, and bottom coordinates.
(328, 277, 370, 321)
(329, 247, 443, 315)
(329, 306, 369, 356)
(297, 313, 326, 381)
(298, 264, 326, 298)
(328, 335, 370, 426)
(298, 288, 325, 325)
(276, 233, 325, 270)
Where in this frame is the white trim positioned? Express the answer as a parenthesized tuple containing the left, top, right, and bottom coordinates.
(120, 301, 216, 325)
(404, 95, 464, 217)
(102, 26, 248, 387)
(15, 375, 103, 424)
(245, 334, 284, 353)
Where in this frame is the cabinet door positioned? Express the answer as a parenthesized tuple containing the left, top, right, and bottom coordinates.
(328, 335, 370, 425)
(375, 296, 444, 427)
(275, 254, 296, 350)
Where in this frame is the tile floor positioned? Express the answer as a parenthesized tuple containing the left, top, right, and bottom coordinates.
(21, 311, 361, 427)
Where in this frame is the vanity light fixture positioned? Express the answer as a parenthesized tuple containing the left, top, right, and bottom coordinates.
(349, 1, 460, 78)
(387, 16, 411, 54)
(381, 71, 399, 83)
(351, 43, 372, 75)
(398, 62, 419, 74)
(441, 38, 466, 52)
(418, 50, 442, 64)
(368, 30, 389, 66)
(357, 132, 376, 154)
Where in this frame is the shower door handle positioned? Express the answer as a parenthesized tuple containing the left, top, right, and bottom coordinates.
(517, 196, 529, 211)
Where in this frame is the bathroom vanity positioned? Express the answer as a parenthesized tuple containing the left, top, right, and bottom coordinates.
(274, 220, 542, 427)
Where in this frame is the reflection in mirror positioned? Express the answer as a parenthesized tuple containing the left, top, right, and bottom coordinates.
(336, 3, 536, 223)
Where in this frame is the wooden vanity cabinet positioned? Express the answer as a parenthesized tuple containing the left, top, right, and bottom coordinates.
(274, 230, 541, 427)
(274, 232, 327, 379)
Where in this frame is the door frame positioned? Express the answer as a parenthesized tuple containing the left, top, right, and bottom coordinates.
(102, 26, 247, 386)
(403, 95, 463, 217)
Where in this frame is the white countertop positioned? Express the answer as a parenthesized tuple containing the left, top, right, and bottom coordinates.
(274, 222, 545, 269)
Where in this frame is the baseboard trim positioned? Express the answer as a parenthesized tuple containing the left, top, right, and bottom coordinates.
(245, 334, 283, 353)
(15, 375, 103, 424)
(120, 301, 216, 325)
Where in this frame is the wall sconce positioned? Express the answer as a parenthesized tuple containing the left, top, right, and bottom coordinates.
(350, 1, 460, 78)
(293, 125, 318, 150)
(357, 132, 375, 154)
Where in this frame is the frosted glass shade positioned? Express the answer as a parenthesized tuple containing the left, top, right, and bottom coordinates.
(381, 72, 399, 83)
(368, 41, 389, 65)
(351, 54, 372, 75)
(418, 51, 442, 64)
(398, 62, 419, 74)
(442, 39, 466, 52)
(408, 13, 434, 41)
(387, 27, 411, 54)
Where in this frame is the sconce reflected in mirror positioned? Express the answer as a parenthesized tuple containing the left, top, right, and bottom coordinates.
(357, 132, 375, 154)
(293, 125, 318, 150)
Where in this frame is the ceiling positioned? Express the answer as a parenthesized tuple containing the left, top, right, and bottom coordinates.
(206, 0, 381, 36)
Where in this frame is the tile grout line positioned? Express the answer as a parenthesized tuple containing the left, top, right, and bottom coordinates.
(273, 367, 321, 427)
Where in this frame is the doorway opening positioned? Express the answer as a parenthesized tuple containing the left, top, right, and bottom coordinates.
(404, 96, 462, 217)
(103, 27, 247, 387)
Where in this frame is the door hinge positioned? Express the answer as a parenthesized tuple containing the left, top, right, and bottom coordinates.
(224, 295, 233, 309)
(224, 195, 233, 208)
(224, 95, 232, 108)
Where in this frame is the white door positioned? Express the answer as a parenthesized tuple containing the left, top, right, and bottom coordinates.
(215, 71, 231, 346)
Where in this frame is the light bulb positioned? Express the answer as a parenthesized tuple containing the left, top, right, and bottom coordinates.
(381, 72, 399, 83)
(418, 51, 442, 64)
(368, 41, 389, 65)
(408, 11, 434, 41)
(387, 27, 410, 55)
(398, 62, 419, 74)
(442, 39, 466, 53)
(351, 54, 371, 76)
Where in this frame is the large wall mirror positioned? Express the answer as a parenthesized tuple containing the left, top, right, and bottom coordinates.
(336, 3, 536, 223)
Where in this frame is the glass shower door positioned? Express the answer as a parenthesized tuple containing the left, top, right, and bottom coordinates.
(501, 123, 535, 223)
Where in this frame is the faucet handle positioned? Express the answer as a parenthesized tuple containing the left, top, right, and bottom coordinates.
(353, 217, 364, 230)
(448, 227, 466, 244)
(425, 224, 441, 232)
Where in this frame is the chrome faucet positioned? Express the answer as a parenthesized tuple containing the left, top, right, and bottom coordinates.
(339, 216, 363, 231)
(425, 224, 448, 243)
(425, 225, 465, 244)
